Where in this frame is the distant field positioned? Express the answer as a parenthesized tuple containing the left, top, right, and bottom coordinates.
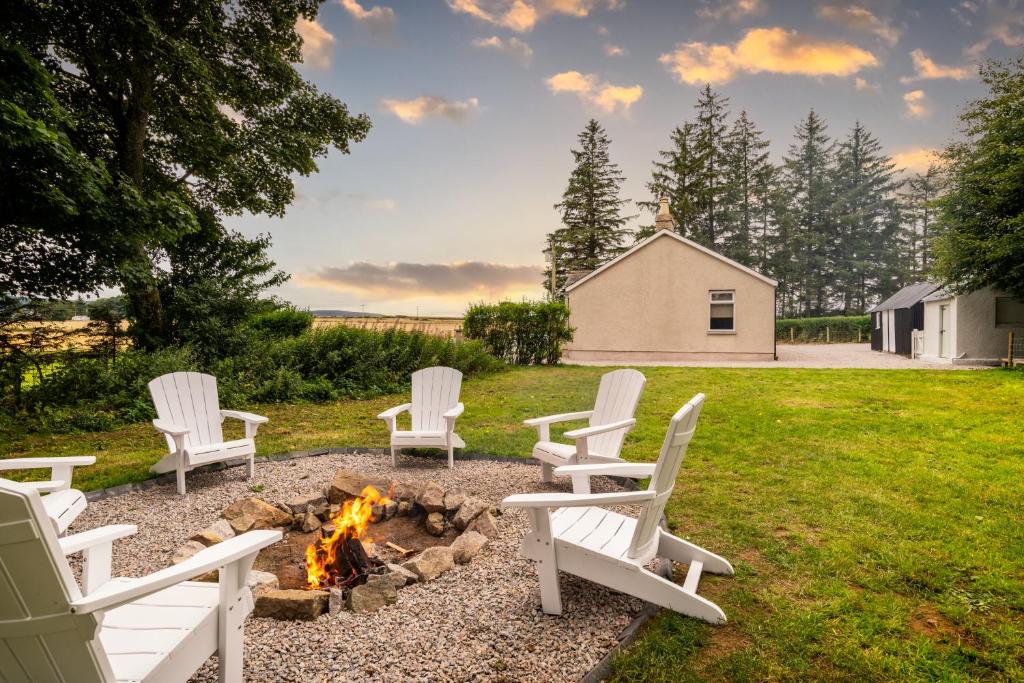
(313, 316, 463, 338)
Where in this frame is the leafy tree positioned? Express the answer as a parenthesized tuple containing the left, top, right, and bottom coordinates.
(781, 110, 836, 316)
(546, 119, 633, 292)
(2, 0, 371, 348)
(640, 122, 701, 241)
(831, 122, 901, 313)
(721, 110, 772, 266)
(902, 165, 943, 278)
(934, 57, 1024, 300)
(692, 84, 731, 246)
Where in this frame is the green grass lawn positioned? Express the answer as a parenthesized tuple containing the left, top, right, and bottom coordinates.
(2, 366, 1023, 681)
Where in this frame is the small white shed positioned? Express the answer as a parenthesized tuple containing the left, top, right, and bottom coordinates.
(919, 287, 1024, 365)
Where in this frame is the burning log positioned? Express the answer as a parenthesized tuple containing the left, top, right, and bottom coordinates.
(305, 484, 390, 589)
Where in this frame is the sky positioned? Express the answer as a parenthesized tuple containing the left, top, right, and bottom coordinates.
(225, 0, 1024, 316)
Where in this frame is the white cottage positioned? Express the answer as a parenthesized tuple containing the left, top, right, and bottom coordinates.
(919, 287, 1024, 365)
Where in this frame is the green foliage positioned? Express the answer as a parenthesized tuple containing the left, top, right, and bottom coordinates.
(935, 57, 1024, 301)
(546, 119, 634, 293)
(247, 308, 315, 339)
(463, 301, 574, 365)
(776, 315, 871, 343)
(2, 1, 371, 347)
(8, 325, 501, 433)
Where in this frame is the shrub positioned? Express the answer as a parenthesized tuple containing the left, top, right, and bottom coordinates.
(247, 308, 315, 339)
(776, 315, 871, 343)
(463, 300, 573, 365)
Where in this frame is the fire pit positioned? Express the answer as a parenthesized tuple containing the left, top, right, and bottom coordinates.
(172, 469, 498, 619)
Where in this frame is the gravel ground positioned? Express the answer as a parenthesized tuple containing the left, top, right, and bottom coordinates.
(565, 342, 991, 369)
(72, 452, 646, 682)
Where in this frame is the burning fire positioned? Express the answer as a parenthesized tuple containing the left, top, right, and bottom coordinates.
(305, 485, 391, 589)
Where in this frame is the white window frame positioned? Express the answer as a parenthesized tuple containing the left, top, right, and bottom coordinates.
(708, 290, 736, 333)
(875, 313, 881, 330)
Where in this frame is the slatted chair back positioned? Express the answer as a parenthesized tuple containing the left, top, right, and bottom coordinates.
(0, 479, 112, 682)
(410, 367, 463, 432)
(588, 369, 647, 457)
(148, 372, 224, 452)
(627, 393, 705, 560)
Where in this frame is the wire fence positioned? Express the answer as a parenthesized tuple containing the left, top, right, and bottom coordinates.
(1004, 331, 1023, 366)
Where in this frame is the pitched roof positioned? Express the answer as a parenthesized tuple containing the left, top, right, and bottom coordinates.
(868, 282, 941, 312)
(564, 229, 778, 293)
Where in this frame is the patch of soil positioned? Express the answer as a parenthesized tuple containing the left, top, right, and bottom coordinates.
(910, 605, 959, 641)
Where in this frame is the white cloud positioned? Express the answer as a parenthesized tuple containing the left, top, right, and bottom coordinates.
(891, 147, 940, 173)
(381, 96, 481, 124)
(295, 18, 335, 69)
(903, 90, 930, 119)
(901, 49, 973, 83)
(854, 77, 878, 91)
(595, 24, 610, 36)
(472, 35, 534, 64)
(299, 261, 543, 299)
(603, 43, 627, 57)
(446, 0, 609, 33)
(817, 5, 901, 47)
(696, 0, 764, 22)
(339, 0, 397, 35)
(963, 2, 1024, 57)
(546, 70, 642, 113)
(366, 198, 398, 211)
(659, 27, 878, 85)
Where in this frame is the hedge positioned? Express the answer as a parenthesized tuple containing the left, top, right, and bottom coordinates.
(776, 315, 871, 343)
(463, 301, 574, 365)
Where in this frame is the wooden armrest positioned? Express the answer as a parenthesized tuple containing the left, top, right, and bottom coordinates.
(152, 419, 190, 436)
(59, 525, 138, 556)
(501, 490, 656, 509)
(0, 456, 96, 471)
(377, 403, 412, 420)
(523, 411, 593, 427)
(443, 403, 465, 419)
(220, 410, 269, 424)
(564, 418, 636, 440)
(70, 530, 282, 614)
(553, 463, 657, 479)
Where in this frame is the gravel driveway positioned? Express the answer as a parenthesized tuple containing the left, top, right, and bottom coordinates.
(73, 453, 650, 683)
(567, 343, 990, 369)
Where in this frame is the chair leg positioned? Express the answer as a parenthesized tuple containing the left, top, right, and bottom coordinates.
(246, 453, 254, 479)
(528, 508, 562, 614)
(176, 462, 187, 496)
(541, 462, 553, 483)
(391, 446, 398, 468)
(217, 555, 255, 683)
(447, 445, 454, 469)
(657, 529, 734, 576)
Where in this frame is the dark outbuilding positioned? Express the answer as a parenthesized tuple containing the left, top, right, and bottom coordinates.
(869, 282, 940, 355)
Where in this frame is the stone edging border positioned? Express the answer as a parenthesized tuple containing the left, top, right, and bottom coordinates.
(80, 446, 664, 683)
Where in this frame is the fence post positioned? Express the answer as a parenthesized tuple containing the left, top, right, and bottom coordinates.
(1009, 331, 1015, 366)
(790, 328, 794, 342)
(858, 328, 862, 343)
(826, 326, 830, 343)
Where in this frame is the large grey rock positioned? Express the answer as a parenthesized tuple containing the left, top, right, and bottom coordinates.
(416, 481, 446, 513)
(254, 589, 329, 620)
(347, 575, 398, 613)
(247, 570, 279, 593)
(466, 510, 499, 539)
(286, 492, 328, 516)
(443, 490, 467, 513)
(301, 509, 322, 532)
(328, 469, 390, 504)
(385, 563, 418, 586)
(425, 512, 445, 537)
(453, 497, 489, 530)
(402, 546, 455, 582)
(206, 519, 235, 540)
(222, 497, 292, 533)
(329, 587, 345, 616)
(450, 530, 488, 564)
(397, 501, 412, 517)
(172, 540, 206, 564)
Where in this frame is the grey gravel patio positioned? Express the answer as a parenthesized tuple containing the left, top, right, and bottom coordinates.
(70, 452, 655, 682)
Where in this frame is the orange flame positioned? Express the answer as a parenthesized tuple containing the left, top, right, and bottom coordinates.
(305, 485, 391, 589)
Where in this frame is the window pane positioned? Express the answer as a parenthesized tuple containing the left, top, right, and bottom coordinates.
(996, 297, 1024, 325)
(710, 291, 734, 302)
(710, 302, 734, 330)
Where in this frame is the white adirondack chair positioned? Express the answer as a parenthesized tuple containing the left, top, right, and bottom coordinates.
(0, 478, 281, 683)
(0, 455, 95, 534)
(525, 369, 646, 491)
(377, 366, 465, 468)
(503, 394, 734, 624)
(149, 372, 268, 495)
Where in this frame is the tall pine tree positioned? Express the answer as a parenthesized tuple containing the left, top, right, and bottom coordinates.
(546, 119, 633, 293)
(721, 110, 772, 267)
(693, 85, 730, 247)
(640, 121, 701, 240)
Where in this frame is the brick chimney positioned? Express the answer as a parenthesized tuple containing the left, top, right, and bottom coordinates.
(654, 196, 675, 231)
